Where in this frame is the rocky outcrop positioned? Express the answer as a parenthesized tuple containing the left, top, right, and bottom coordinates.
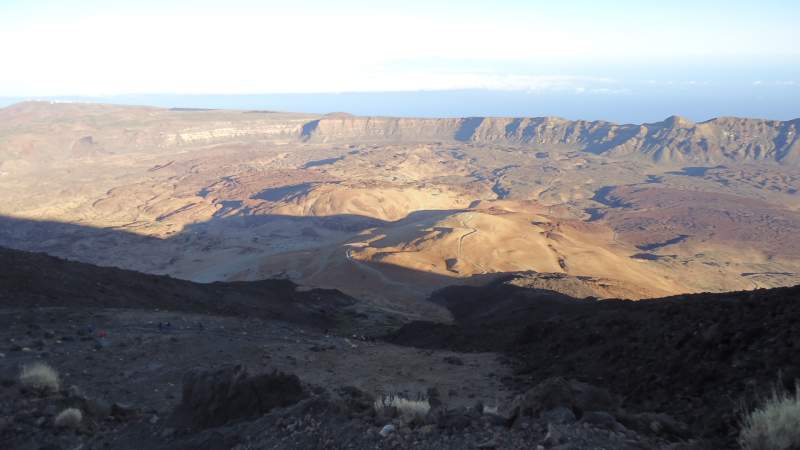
(164, 122, 306, 145)
(301, 115, 800, 165)
(4, 102, 798, 165)
(506, 377, 618, 423)
(301, 117, 463, 143)
(174, 365, 306, 429)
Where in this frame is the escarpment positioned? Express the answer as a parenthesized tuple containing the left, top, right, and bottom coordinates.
(300, 115, 800, 165)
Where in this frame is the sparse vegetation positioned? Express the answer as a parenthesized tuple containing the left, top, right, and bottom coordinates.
(739, 383, 800, 450)
(483, 404, 499, 415)
(54, 408, 83, 428)
(374, 393, 431, 421)
(19, 362, 60, 393)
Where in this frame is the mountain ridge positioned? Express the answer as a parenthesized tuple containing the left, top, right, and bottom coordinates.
(3, 101, 799, 166)
(303, 114, 800, 165)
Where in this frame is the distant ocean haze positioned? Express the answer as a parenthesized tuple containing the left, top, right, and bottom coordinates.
(2, 85, 798, 123)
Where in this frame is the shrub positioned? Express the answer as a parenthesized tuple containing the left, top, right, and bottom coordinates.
(374, 393, 431, 421)
(483, 404, 499, 415)
(54, 408, 83, 428)
(739, 383, 800, 450)
(19, 362, 60, 393)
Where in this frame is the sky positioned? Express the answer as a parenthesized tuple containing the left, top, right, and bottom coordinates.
(1, 0, 798, 121)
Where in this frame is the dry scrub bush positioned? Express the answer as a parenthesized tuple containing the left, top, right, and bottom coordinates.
(374, 393, 431, 421)
(54, 408, 83, 428)
(19, 362, 60, 393)
(483, 404, 499, 415)
(739, 383, 800, 450)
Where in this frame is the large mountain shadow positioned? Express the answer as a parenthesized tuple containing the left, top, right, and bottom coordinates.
(0, 210, 501, 314)
(0, 210, 589, 330)
(0, 243, 355, 330)
(3, 213, 800, 447)
(0, 215, 178, 275)
(0, 206, 481, 277)
(0, 212, 543, 332)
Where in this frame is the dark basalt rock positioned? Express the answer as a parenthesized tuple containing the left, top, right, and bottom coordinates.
(388, 281, 800, 447)
(507, 377, 617, 425)
(174, 365, 306, 429)
(335, 386, 374, 416)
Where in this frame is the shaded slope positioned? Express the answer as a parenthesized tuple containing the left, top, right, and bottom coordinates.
(0, 246, 354, 329)
(388, 278, 800, 444)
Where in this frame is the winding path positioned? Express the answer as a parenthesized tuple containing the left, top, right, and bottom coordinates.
(457, 213, 489, 274)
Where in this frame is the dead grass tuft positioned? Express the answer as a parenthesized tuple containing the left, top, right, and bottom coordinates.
(19, 362, 60, 393)
(374, 393, 431, 421)
(54, 408, 82, 428)
(740, 382, 800, 450)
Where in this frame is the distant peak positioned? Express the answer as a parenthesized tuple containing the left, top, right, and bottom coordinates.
(323, 112, 354, 118)
(661, 115, 694, 128)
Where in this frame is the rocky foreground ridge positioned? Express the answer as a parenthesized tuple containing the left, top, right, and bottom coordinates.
(1, 247, 799, 448)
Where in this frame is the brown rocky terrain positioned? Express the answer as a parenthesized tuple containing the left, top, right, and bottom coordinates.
(303, 115, 800, 166)
(0, 99, 798, 447)
(0, 246, 797, 449)
(0, 247, 513, 449)
(1, 101, 799, 308)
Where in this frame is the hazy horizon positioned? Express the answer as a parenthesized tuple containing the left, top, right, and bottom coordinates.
(2, 86, 799, 124)
(1, 0, 798, 122)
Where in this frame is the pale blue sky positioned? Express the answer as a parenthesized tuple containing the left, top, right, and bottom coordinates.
(0, 0, 798, 120)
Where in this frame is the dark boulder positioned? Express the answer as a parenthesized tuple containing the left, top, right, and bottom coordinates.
(174, 365, 306, 429)
(335, 386, 374, 416)
(507, 377, 618, 425)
